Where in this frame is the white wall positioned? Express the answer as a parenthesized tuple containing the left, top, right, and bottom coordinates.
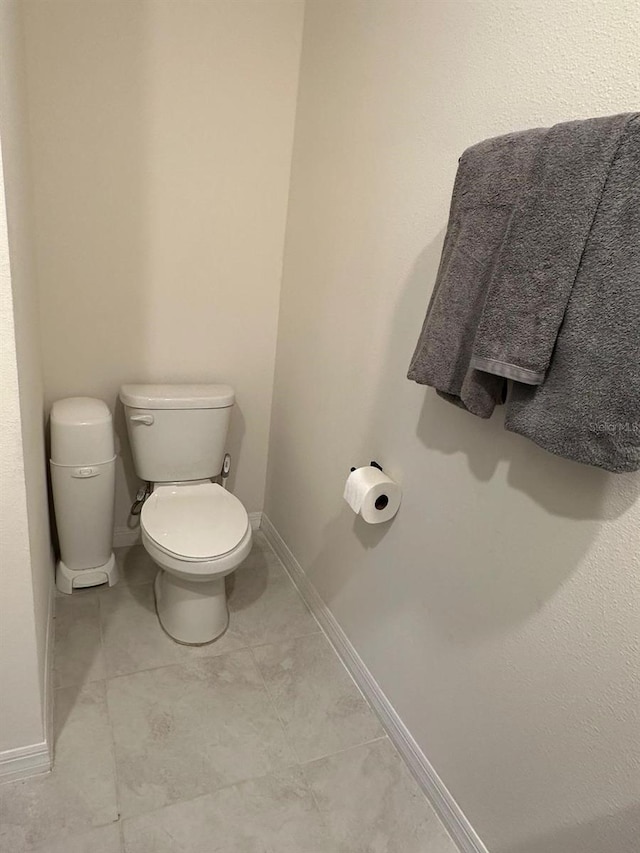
(22, 0, 304, 533)
(0, 144, 43, 757)
(0, 0, 54, 756)
(266, 2, 640, 852)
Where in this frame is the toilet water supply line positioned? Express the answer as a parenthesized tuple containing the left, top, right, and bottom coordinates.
(130, 481, 152, 516)
(128, 453, 233, 516)
(221, 453, 232, 489)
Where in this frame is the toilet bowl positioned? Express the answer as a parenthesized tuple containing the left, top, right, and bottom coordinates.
(141, 481, 252, 644)
(120, 381, 253, 645)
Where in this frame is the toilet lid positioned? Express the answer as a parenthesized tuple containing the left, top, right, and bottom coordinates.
(141, 482, 249, 561)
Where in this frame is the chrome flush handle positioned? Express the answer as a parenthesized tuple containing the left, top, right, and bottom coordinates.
(129, 413, 154, 425)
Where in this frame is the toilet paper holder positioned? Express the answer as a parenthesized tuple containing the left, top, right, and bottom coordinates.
(350, 460, 383, 473)
(349, 461, 388, 511)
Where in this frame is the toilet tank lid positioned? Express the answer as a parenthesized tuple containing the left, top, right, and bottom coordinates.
(119, 384, 235, 409)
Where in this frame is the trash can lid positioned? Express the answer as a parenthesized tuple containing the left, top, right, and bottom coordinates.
(51, 397, 112, 426)
(50, 397, 115, 466)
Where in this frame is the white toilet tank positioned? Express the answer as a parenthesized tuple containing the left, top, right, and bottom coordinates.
(120, 384, 234, 482)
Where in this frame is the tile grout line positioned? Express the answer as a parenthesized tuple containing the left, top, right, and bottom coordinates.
(118, 811, 126, 853)
(99, 613, 322, 685)
(239, 626, 323, 652)
(248, 637, 389, 772)
(59, 539, 371, 833)
(112, 761, 324, 833)
(297, 734, 390, 769)
(247, 645, 304, 768)
(260, 519, 476, 853)
(97, 588, 125, 829)
(219, 643, 344, 850)
(293, 732, 391, 845)
(246, 591, 391, 828)
(257, 525, 444, 821)
(99, 632, 324, 824)
(259, 527, 382, 718)
(23, 539, 407, 852)
(253, 533, 392, 761)
(252, 535, 323, 634)
(297, 764, 339, 846)
(100, 643, 262, 684)
(43, 596, 123, 852)
(54, 593, 104, 691)
(89, 545, 330, 835)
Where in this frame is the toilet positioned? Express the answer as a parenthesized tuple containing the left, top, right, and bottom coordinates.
(119, 383, 252, 644)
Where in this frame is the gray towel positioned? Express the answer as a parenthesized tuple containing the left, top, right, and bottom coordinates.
(407, 127, 546, 416)
(505, 115, 640, 472)
(471, 113, 637, 384)
(408, 113, 640, 472)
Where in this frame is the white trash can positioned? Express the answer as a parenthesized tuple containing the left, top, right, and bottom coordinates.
(50, 397, 119, 593)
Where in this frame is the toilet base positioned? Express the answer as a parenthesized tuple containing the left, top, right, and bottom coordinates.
(56, 554, 119, 595)
(154, 570, 229, 645)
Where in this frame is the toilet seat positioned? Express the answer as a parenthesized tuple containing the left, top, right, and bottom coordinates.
(142, 524, 252, 583)
(141, 482, 249, 562)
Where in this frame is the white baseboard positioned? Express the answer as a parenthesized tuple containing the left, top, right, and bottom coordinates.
(113, 525, 141, 548)
(260, 513, 489, 853)
(0, 740, 51, 784)
(248, 511, 262, 531)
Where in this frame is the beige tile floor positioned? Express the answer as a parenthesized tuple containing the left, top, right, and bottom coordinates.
(0, 532, 457, 853)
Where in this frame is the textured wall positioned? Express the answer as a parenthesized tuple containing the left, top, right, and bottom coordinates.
(23, 0, 304, 532)
(266, 2, 640, 852)
(0, 146, 43, 754)
(0, 0, 52, 753)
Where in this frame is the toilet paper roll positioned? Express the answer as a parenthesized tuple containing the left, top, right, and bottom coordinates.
(343, 466, 401, 524)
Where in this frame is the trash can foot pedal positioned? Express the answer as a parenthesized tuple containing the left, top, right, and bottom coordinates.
(56, 554, 118, 594)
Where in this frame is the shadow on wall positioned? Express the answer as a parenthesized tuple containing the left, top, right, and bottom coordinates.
(29, 0, 153, 535)
(400, 238, 640, 520)
(306, 230, 639, 645)
(503, 801, 640, 853)
(113, 399, 142, 533)
(370, 236, 638, 635)
(297, 221, 640, 853)
(28, 0, 261, 534)
(415, 372, 640, 522)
